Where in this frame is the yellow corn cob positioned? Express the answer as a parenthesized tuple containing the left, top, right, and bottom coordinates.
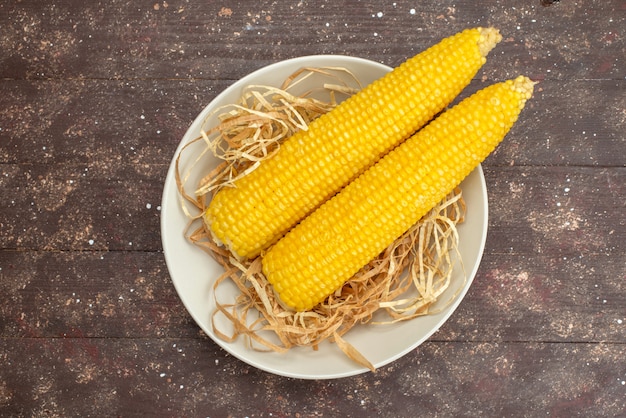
(262, 76, 535, 311)
(205, 27, 502, 259)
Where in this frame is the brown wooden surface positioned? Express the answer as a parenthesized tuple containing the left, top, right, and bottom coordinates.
(1, 0, 624, 416)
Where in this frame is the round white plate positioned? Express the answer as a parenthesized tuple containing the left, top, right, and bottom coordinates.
(160, 55, 488, 379)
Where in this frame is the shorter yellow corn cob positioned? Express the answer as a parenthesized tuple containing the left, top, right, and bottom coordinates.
(205, 27, 502, 259)
(262, 76, 535, 311)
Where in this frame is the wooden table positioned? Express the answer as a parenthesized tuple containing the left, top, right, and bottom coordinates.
(1, 0, 624, 416)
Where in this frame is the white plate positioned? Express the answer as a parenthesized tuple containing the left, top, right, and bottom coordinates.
(160, 55, 488, 379)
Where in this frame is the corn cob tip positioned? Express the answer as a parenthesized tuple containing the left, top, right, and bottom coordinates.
(477, 27, 502, 57)
(510, 75, 536, 100)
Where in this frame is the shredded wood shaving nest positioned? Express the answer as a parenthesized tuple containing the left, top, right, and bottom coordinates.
(177, 67, 466, 372)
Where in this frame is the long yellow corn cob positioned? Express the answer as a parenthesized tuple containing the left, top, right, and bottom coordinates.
(205, 27, 502, 259)
(262, 76, 535, 311)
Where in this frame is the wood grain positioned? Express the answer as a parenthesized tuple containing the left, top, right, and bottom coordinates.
(1, 0, 624, 416)
(1, 79, 624, 167)
(1, 0, 623, 81)
(1, 165, 622, 253)
(1, 339, 624, 417)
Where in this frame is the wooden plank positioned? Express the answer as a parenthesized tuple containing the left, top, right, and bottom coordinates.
(439, 252, 626, 344)
(0, 0, 623, 81)
(1, 249, 623, 343)
(0, 79, 221, 166)
(0, 162, 166, 251)
(1, 77, 623, 167)
(483, 166, 625, 257)
(1, 164, 622, 253)
(0, 338, 624, 416)
(0, 251, 196, 339)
